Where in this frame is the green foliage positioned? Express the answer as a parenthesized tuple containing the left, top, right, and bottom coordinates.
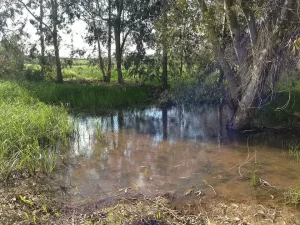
(123, 53, 161, 84)
(159, 69, 224, 105)
(258, 82, 300, 126)
(24, 65, 43, 81)
(0, 81, 72, 179)
(0, 36, 24, 78)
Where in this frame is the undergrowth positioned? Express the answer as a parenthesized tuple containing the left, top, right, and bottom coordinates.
(0, 81, 72, 180)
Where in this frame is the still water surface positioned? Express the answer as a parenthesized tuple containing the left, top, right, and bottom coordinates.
(55, 105, 300, 205)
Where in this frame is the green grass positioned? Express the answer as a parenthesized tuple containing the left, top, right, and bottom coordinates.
(21, 81, 153, 111)
(0, 80, 72, 179)
(285, 182, 300, 206)
(288, 143, 300, 162)
(63, 65, 104, 79)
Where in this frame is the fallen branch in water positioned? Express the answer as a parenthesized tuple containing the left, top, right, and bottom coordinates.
(203, 180, 217, 197)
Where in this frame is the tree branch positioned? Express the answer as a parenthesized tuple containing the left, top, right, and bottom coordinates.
(240, 0, 258, 45)
(120, 28, 131, 55)
(17, 0, 52, 32)
(224, 0, 247, 64)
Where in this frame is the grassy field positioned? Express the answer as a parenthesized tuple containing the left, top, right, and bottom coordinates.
(62, 65, 117, 80)
(0, 81, 72, 179)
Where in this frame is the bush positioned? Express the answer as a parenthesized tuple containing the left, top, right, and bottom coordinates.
(159, 70, 224, 106)
(62, 69, 78, 79)
(24, 65, 44, 81)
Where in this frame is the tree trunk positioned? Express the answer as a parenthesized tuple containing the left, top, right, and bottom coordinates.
(97, 38, 106, 80)
(39, 0, 45, 79)
(228, 48, 272, 130)
(161, 9, 168, 89)
(114, 18, 123, 84)
(240, 0, 258, 45)
(225, 0, 247, 64)
(51, 0, 63, 83)
(106, 0, 112, 83)
(162, 45, 168, 88)
(198, 0, 296, 130)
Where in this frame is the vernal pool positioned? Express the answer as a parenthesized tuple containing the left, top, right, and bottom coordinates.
(54, 105, 300, 206)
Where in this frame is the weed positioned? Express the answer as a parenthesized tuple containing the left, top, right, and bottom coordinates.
(94, 121, 104, 141)
(285, 182, 300, 206)
(288, 143, 300, 162)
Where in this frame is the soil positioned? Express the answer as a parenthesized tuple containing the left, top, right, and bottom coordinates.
(1, 175, 300, 225)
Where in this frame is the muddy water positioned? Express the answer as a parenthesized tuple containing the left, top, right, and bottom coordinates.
(56, 105, 300, 205)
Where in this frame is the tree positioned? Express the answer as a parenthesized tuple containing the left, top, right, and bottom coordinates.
(101, 0, 157, 84)
(18, 0, 72, 83)
(78, 0, 113, 82)
(196, 0, 299, 130)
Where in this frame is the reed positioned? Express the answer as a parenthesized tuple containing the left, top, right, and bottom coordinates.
(21, 81, 152, 110)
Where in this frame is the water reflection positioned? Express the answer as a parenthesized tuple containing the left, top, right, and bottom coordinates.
(57, 105, 300, 204)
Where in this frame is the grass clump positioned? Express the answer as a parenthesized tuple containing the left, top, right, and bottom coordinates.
(0, 81, 72, 179)
(285, 182, 300, 206)
(288, 143, 300, 162)
(22, 81, 152, 110)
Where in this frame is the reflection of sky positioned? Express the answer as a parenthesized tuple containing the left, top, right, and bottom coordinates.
(71, 105, 228, 158)
(56, 105, 300, 204)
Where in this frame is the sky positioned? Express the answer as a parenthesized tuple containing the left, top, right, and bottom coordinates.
(23, 12, 95, 58)
(21, 7, 153, 58)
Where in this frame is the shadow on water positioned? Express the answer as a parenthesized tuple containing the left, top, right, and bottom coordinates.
(56, 104, 300, 205)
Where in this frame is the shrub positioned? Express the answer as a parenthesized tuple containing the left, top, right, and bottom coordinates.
(24, 65, 43, 81)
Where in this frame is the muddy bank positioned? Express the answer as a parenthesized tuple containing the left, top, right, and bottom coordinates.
(1, 176, 300, 225)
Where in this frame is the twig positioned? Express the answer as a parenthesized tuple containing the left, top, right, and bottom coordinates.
(203, 180, 217, 197)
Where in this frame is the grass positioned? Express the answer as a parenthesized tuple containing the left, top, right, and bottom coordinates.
(0, 80, 72, 179)
(285, 182, 300, 206)
(287, 142, 300, 162)
(21, 81, 153, 111)
(63, 65, 112, 79)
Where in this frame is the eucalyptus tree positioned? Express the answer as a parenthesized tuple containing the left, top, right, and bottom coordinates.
(0, 1, 27, 77)
(18, 0, 75, 83)
(83, 0, 157, 84)
(110, 0, 157, 84)
(16, 0, 47, 78)
(196, 0, 299, 130)
(78, 0, 113, 82)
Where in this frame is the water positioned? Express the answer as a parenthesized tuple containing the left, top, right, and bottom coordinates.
(55, 105, 300, 205)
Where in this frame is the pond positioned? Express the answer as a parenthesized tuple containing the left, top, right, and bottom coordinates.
(55, 105, 300, 206)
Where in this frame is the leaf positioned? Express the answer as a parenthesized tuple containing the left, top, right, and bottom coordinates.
(19, 195, 34, 206)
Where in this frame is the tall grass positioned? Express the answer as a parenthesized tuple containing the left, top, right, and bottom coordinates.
(63, 65, 119, 81)
(0, 81, 72, 179)
(22, 81, 152, 110)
